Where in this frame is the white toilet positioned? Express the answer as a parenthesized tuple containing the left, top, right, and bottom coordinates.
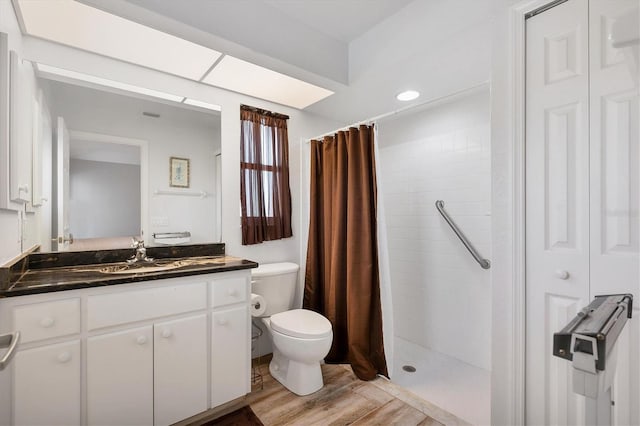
(251, 262, 333, 396)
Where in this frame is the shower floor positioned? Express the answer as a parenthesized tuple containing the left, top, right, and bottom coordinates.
(392, 337, 491, 425)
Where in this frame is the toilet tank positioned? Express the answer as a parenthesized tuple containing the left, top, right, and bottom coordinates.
(251, 262, 299, 317)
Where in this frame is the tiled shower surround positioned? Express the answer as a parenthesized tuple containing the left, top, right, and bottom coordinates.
(378, 90, 492, 372)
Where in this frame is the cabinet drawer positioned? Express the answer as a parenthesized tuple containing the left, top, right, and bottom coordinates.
(13, 298, 80, 343)
(210, 276, 247, 308)
(88, 282, 207, 330)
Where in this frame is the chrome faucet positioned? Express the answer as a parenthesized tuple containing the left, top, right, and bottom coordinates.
(128, 238, 154, 264)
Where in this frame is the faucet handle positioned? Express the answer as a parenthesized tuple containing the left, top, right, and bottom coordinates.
(131, 237, 144, 248)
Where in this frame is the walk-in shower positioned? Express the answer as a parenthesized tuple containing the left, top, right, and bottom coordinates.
(376, 86, 492, 425)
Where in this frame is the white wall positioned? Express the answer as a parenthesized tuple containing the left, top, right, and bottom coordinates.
(47, 82, 219, 244)
(377, 89, 491, 370)
(69, 159, 141, 239)
(308, 0, 492, 124)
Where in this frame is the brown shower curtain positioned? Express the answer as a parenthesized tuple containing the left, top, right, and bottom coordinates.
(304, 125, 387, 380)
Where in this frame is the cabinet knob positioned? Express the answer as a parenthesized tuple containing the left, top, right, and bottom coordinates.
(57, 352, 71, 363)
(40, 317, 55, 328)
(18, 184, 29, 194)
(161, 329, 172, 339)
(228, 288, 238, 297)
(217, 318, 228, 326)
(136, 335, 147, 345)
(555, 270, 570, 280)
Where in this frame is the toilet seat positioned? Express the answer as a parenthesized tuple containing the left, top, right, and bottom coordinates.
(270, 309, 332, 339)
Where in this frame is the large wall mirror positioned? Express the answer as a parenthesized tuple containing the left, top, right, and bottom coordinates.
(24, 62, 222, 253)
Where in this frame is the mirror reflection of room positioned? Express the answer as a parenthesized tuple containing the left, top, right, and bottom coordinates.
(36, 76, 221, 252)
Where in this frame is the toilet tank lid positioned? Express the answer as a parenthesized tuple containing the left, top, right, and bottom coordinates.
(252, 262, 299, 277)
(270, 309, 332, 339)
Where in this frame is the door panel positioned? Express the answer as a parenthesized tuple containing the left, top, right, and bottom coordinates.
(589, 2, 640, 424)
(54, 116, 71, 251)
(527, 0, 640, 424)
(525, 0, 590, 424)
(545, 295, 586, 426)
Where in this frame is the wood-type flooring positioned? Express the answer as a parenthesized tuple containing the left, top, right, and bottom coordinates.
(247, 362, 468, 425)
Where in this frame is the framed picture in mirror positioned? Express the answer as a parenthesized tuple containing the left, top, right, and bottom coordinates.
(170, 156, 190, 188)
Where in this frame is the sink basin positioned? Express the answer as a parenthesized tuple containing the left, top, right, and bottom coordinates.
(97, 256, 230, 274)
(99, 260, 187, 274)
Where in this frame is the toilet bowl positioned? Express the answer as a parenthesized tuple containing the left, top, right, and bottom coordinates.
(251, 263, 333, 396)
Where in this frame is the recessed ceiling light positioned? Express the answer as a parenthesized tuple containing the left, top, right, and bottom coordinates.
(396, 90, 420, 101)
(17, 0, 221, 80)
(35, 63, 184, 102)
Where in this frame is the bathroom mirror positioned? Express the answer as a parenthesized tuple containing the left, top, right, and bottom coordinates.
(24, 63, 221, 252)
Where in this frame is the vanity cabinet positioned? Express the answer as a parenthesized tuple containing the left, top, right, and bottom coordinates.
(86, 315, 210, 426)
(0, 270, 252, 426)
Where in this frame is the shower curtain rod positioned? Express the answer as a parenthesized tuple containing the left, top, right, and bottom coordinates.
(305, 81, 489, 143)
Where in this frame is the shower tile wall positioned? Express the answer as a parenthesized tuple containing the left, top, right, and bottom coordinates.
(378, 91, 491, 371)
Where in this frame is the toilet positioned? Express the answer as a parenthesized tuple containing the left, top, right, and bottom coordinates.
(251, 262, 333, 396)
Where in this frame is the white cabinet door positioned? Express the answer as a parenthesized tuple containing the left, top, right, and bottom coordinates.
(211, 306, 249, 407)
(87, 326, 153, 426)
(14, 340, 80, 426)
(154, 314, 208, 426)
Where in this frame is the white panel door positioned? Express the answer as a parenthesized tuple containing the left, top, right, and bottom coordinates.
(589, 1, 640, 424)
(527, 0, 640, 424)
(211, 306, 248, 407)
(525, 1, 590, 424)
(13, 340, 81, 426)
(87, 326, 153, 426)
(154, 314, 208, 426)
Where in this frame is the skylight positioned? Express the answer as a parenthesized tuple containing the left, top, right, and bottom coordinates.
(16, 0, 334, 109)
(203, 56, 334, 109)
(35, 63, 184, 102)
(18, 0, 221, 80)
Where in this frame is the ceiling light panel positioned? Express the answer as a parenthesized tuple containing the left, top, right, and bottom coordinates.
(36, 63, 184, 102)
(203, 56, 333, 109)
(18, 0, 221, 80)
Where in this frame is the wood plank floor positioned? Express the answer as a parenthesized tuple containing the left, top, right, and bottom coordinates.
(246, 362, 465, 426)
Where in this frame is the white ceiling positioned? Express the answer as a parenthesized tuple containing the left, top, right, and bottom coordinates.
(72, 0, 492, 123)
(70, 139, 141, 165)
(262, 0, 415, 43)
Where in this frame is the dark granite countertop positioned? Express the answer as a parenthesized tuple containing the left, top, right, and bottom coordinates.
(0, 244, 258, 298)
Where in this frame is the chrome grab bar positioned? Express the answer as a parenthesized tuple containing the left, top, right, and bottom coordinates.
(435, 200, 491, 270)
(0, 331, 20, 370)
